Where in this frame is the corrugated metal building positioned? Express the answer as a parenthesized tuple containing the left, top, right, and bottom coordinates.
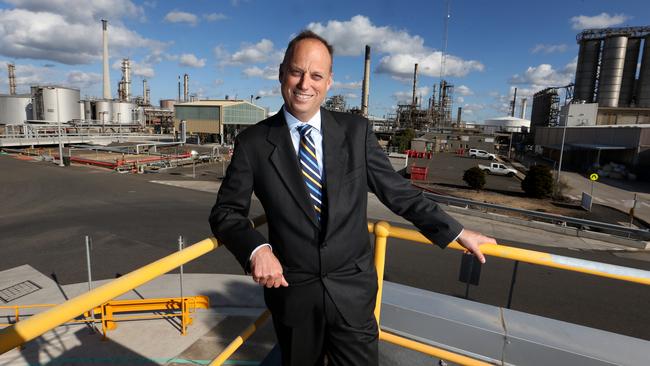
(173, 100, 266, 143)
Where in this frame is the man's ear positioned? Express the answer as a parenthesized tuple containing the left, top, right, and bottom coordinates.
(278, 64, 284, 82)
(326, 73, 333, 91)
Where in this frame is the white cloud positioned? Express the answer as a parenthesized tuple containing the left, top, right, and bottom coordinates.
(258, 86, 281, 97)
(66, 70, 101, 89)
(179, 53, 206, 68)
(456, 96, 465, 104)
(509, 60, 576, 89)
(214, 79, 224, 86)
(456, 85, 474, 96)
(164, 11, 199, 26)
(377, 52, 484, 79)
(242, 66, 278, 80)
(225, 39, 283, 65)
(332, 81, 361, 90)
(393, 86, 430, 104)
(570, 13, 630, 30)
(531, 44, 568, 54)
(0, 6, 166, 65)
(4, 0, 144, 22)
(307, 15, 426, 56)
(345, 93, 358, 99)
(204, 13, 226, 22)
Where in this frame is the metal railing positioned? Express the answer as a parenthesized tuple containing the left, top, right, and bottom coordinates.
(422, 191, 650, 240)
(1, 216, 649, 365)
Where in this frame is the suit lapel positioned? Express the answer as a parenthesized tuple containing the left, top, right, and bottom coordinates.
(322, 108, 348, 236)
(266, 112, 320, 228)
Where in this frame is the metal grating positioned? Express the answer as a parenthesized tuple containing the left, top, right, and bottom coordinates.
(0, 280, 42, 303)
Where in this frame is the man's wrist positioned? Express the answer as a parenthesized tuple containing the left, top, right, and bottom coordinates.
(250, 243, 272, 261)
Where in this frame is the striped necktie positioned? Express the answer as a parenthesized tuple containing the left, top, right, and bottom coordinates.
(297, 124, 323, 222)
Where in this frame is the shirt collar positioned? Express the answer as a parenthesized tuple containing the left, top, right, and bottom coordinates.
(283, 106, 321, 134)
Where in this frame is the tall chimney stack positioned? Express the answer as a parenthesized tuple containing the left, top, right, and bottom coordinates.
(361, 45, 371, 117)
(457, 106, 462, 125)
(183, 73, 189, 102)
(510, 87, 517, 117)
(7, 63, 16, 95)
(520, 97, 527, 119)
(177, 75, 181, 102)
(143, 79, 149, 105)
(412, 63, 418, 107)
(102, 19, 111, 99)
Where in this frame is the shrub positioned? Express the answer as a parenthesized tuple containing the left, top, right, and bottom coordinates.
(463, 167, 486, 191)
(521, 165, 553, 198)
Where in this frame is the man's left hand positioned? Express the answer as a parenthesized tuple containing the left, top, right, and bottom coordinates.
(456, 229, 496, 264)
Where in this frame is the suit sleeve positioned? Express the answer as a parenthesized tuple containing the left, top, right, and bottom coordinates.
(209, 136, 268, 270)
(364, 122, 463, 248)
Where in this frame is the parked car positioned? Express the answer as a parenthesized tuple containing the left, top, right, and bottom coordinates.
(468, 149, 496, 160)
(478, 162, 518, 177)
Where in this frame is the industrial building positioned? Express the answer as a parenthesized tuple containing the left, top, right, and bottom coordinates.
(173, 100, 266, 144)
(410, 128, 498, 154)
(533, 26, 650, 179)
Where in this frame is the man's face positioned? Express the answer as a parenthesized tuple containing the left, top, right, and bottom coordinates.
(279, 38, 332, 122)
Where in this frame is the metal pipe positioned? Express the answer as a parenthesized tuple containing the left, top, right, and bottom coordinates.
(183, 74, 189, 102)
(511, 87, 517, 117)
(380, 331, 491, 366)
(209, 310, 271, 366)
(373, 222, 390, 323)
(361, 45, 371, 117)
(411, 63, 418, 107)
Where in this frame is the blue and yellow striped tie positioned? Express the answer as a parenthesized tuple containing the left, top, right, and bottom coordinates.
(297, 124, 323, 222)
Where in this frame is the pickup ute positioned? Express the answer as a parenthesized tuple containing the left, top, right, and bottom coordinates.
(479, 162, 518, 177)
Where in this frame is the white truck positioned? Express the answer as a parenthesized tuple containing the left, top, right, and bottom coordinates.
(468, 149, 496, 160)
(478, 162, 518, 177)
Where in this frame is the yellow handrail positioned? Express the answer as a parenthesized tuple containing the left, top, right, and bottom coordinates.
(209, 310, 271, 366)
(0, 237, 219, 354)
(383, 223, 650, 286)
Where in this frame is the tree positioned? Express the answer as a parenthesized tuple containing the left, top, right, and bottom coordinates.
(463, 167, 486, 191)
(521, 165, 553, 198)
(392, 128, 416, 153)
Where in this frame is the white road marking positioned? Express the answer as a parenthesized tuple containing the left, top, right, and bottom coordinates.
(593, 197, 605, 203)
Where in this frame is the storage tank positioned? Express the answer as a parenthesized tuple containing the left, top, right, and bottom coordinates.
(597, 36, 628, 107)
(483, 116, 530, 132)
(638, 36, 650, 108)
(160, 99, 175, 110)
(112, 101, 134, 124)
(95, 100, 112, 124)
(618, 38, 641, 107)
(78, 102, 85, 122)
(573, 40, 601, 103)
(32, 86, 81, 123)
(83, 100, 92, 121)
(0, 94, 33, 124)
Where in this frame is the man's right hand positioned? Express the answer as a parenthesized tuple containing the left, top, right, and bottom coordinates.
(250, 246, 289, 288)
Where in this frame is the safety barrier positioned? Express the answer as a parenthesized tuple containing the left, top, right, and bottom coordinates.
(2, 217, 649, 365)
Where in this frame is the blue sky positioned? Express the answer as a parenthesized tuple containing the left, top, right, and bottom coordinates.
(0, 0, 648, 122)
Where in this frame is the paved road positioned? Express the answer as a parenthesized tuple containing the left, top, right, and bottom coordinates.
(1, 155, 649, 340)
(561, 171, 650, 224)
(408, 152, 522, 193)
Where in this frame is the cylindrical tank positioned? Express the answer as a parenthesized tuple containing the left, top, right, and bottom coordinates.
(484, 116, 530, 132)
(83, 100, 92, 121)
(78, 102, 85, 122)
(574, 40, 601, 103)
(112, 101, 134, 124)
(637, 36, 650, 108)
(597, 36, 628, 107)
(618, 38, 641, 107)
(32, 86, 81, 123)
(0, 94, 33, 124)
(95, 100, 112, 124)
(160, 99, 175, 110)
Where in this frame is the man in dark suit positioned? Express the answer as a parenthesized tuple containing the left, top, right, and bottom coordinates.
(210, 30, 496, 366)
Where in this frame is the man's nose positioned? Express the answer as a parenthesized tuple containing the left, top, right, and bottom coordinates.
(297, 74, 308, 90)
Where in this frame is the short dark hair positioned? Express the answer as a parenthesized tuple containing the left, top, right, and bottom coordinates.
(281, 30, 334, 70)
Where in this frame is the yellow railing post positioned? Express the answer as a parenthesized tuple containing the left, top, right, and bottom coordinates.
(209, 309, 271, 366)
(373, 221, 391, 323)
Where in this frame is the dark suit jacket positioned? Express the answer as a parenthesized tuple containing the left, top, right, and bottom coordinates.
(209, 108, 463, 327)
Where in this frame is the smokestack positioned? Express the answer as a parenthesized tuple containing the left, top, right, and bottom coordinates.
(143, 79, 149, 105)
(7, 63, 16, 95)
(177, 75, 181, 102)
(183, 73, 189, 102)
(457, 107, 462, 125)
(412, 63, 418, 107)
(361, 45, 371, 117)
(520, 98, 527, 119)
(510, 87, 517, 117)
(102, 19, 111, 99)
(120, 58, 131, 101)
